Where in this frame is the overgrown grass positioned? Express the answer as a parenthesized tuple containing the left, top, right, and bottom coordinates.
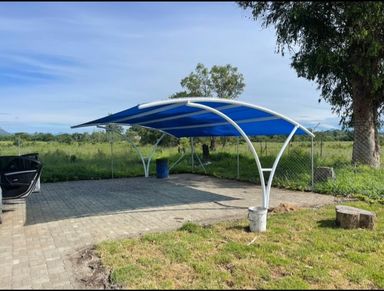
(97, 201, 384, 289)
(0, 140, 383, 201)
(314, 166, 384, 202)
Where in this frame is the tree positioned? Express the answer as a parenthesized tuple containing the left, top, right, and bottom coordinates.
(179, 63, 245, 99)
(56, 134, 73, 144)
(173, 63, 246, 150)
(127, 126, 177, 147)
(105, 123, 123, 135)
(238, 2, 384, 167)
(168, 91, 195, 99)
(210, 65, 246, 99)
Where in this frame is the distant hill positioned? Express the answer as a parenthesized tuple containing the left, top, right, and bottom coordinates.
(0, 127, 10, 136)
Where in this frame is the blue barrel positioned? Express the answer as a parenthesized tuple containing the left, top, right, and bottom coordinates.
(156, 158, 169, 178)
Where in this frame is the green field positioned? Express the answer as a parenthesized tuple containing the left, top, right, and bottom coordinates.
(0, 139, 383, 201)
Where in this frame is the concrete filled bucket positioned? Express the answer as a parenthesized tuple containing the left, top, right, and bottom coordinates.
(248, 207, 268, 232)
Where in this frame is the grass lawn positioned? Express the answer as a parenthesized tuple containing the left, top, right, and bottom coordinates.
(97, 201, 384, 289)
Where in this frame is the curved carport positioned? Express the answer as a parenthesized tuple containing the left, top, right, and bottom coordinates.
(72, 97, 314, 230)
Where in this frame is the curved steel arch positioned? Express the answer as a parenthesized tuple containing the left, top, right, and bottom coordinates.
(138, 97, 314, 137)
(186, 101, 299, 211)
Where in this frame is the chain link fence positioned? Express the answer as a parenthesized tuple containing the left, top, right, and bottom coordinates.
(203, 131, 383, 201)
(1, 129, 383, 200)
(311, 128, 384, 200)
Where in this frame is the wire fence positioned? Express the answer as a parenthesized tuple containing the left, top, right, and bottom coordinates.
(1, 130, 383, 199)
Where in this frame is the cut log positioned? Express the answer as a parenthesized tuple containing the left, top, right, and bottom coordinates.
(335, 205, 376, 230)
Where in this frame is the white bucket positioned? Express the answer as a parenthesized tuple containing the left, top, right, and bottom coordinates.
(248, 207, 268, 232)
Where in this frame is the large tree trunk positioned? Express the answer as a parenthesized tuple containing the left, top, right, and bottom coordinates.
(352, 89, 380, 168)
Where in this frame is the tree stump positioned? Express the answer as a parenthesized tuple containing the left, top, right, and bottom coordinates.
(335, 205, 376, 229)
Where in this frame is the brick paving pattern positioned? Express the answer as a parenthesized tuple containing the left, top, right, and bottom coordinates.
(0, 174, 335, 289)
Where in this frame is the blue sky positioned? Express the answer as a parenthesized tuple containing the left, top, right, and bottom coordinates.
(0, 2, 339, 134)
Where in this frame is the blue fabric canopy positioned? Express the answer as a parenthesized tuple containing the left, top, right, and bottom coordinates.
(72, 98, 314, 138)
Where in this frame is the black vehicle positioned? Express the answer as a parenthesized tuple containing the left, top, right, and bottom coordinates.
(0, 153, 42, 200)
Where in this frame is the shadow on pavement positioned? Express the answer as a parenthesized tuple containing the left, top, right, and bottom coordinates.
(25, 177, 241, 225)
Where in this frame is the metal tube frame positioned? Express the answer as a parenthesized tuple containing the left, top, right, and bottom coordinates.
(169, 152, 186, 171)
(138, 97, 315, 137)
(125, 135, 148, 176)
(90, 100, 313, 229)
(144, 134, 166, 177)
(186, 102, 299, 212)
(98, 125, 165, 178)
(265, 125, 298, 206)
(187, 101, 268, 208)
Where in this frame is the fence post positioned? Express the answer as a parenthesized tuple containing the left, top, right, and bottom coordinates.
(311, 135, 314, 191)
(190, 137, 194, 172)
(236, 136, 240, 179)
(260, 141, 263, 156)
(109, 130, 114, 179)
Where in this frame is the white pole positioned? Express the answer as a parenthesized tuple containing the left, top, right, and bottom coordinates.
(145, 133, 166, 177)
(190, 137, 194, 171)
(311, 135, 314, 190)
(109, 130, 114, 179)
(265, 126, 298, 206)
(237, 136, 240, 179)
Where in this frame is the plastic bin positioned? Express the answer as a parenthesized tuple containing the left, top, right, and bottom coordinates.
(156, 158, 169, 178)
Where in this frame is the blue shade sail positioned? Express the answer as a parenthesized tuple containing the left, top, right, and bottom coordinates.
(72, 98, 314, 138)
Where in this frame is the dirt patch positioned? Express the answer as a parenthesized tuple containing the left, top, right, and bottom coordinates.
(268, 203, 300, 213)
(70, 246, 120, 289)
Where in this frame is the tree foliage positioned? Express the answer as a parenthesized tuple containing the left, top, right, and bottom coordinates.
(239, 1, 384, 167)
(239, 1, 384, 126)
(176, 63, 245, 99)
(127, 126, 178, 146)
(169, 63, 246, 150)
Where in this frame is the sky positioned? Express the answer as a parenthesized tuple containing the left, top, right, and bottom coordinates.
(0, 2, 339, 134)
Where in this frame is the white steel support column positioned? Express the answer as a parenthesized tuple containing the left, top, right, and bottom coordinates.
(265, 125, 298, 206)
(187, 102, 268, 208)
(112, 127, 165, 178)
(123, 134, 147, 176)
(144, 133, 166, 177)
